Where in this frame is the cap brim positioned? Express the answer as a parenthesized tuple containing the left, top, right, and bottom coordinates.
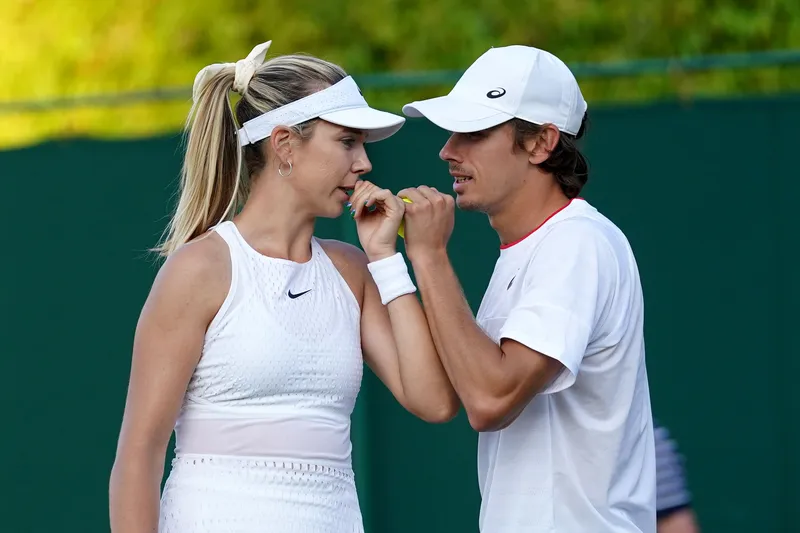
(320, 107, 405, 143)
(402, 96, 513, 133)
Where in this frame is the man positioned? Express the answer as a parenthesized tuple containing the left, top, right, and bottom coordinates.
(395, 45, 657, 532)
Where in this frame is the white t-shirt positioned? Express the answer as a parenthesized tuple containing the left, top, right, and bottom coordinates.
(475, 198, 656, 533)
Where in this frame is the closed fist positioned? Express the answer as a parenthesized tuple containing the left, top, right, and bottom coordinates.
(396, 186, 455, 260)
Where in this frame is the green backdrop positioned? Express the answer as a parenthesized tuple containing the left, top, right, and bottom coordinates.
(2, 93, 797, 532)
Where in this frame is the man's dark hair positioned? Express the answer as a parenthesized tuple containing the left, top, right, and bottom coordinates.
(511, 112, 589, 198)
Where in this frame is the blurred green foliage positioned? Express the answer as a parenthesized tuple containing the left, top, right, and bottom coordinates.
(2, 0, 799, 148)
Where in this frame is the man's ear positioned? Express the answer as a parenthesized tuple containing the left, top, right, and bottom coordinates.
(269, 126, 295, 165)
(525, 124, 560, 165)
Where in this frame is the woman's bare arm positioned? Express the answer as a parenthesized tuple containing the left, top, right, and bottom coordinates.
(109, 235, 229, 533)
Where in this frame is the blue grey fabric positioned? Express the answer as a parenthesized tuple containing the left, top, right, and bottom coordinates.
(655, 423, 693, 517)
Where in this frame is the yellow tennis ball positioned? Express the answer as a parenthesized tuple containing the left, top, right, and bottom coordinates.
(398, 197, 413, 238)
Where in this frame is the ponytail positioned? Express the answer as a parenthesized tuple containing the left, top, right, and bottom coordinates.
(154, 67, 244, 257)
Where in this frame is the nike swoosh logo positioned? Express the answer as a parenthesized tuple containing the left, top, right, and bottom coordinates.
(287, 289, 312, 299)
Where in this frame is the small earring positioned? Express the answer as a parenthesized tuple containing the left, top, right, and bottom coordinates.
(278, 161, 293, 177)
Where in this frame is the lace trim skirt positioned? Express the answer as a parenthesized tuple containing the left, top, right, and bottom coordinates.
(159, 454, 364, 533)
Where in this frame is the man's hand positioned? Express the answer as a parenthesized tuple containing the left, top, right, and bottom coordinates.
(396, 186, 456, 261)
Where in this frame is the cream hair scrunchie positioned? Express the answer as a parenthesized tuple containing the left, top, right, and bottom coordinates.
(192, 41, 272, 102)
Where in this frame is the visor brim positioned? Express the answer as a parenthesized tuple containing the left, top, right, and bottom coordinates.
(321, 107, 405, 143)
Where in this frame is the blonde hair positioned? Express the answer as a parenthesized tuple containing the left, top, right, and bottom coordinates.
(154, 54, 347, 257)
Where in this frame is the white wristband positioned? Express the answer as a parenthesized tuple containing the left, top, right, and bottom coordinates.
(367, 252, 417, 305)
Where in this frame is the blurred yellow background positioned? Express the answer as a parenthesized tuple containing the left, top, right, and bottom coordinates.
(2, 0, 800, 149)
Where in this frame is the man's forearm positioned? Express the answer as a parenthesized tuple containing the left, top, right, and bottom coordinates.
(410, 250, 505, 405)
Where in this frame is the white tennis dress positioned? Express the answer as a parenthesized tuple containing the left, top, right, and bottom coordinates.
(159, 221, 365, 532)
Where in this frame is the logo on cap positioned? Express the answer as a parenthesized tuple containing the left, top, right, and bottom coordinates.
(486, 87, 506, 99)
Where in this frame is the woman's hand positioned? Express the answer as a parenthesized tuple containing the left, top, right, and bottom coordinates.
(350, 180, 406, 262)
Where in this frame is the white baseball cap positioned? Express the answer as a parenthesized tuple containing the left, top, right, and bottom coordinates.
(402, 45, 587, 136)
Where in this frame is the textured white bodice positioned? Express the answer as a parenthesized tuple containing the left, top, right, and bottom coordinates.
(173, 221, 363, 467)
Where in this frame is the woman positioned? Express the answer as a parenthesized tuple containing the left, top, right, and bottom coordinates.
(109, 41, 458, 533)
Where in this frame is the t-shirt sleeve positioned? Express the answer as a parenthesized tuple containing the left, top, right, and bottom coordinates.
(498, 220, 613, 394)
(654, 424, 693, 516)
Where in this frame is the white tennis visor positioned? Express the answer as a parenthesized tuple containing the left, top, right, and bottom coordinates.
(237, 76, 405, 146)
